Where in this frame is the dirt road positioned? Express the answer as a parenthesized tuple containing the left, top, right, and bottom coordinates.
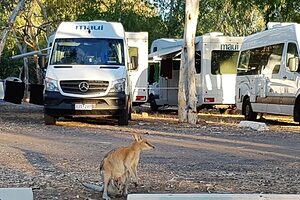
(0, 102, 299, 199)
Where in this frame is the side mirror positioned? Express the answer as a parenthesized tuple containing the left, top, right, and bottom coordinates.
(288, 57, 299, 72)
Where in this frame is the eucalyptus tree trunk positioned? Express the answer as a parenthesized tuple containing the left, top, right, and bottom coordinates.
(178, 0, 199, 124)
(0, 0, 26, 60)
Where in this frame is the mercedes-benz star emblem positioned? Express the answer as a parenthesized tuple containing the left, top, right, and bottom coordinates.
(78, 81, 89, 92)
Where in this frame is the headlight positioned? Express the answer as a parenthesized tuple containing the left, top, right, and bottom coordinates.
(45, 78, 59, 92)
(111, 78, 126, 92)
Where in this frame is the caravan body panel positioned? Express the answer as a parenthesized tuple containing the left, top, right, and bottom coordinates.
(236, 23, 300, 122)
(149, 33, 244, 110)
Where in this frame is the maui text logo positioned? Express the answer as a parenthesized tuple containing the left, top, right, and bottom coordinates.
(75, 25, 104, 31)
(220, 44, 239, 50)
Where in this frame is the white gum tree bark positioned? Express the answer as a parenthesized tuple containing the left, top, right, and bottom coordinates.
(178, 0, 200, 124)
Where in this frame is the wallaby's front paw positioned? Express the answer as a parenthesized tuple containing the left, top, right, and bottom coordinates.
(102, 194, 111, 200)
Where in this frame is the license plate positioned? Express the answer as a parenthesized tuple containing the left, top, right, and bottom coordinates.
(75, 104, 93, 110)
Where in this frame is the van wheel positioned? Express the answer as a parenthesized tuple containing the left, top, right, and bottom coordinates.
(118, 104, 129, 126)
(219, 108, 226, 114)
(244, 98, 257, 121)
(293, 97, 300, 123)
(150, 98, 158, 111)
(44, 113, 56, 125)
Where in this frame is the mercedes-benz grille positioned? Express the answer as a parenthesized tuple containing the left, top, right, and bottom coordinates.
(60, 80, 109, 95)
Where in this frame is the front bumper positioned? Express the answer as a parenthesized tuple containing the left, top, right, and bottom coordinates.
(44, 91, 128, 117)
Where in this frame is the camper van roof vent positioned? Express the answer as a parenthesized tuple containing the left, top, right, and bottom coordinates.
(267, 22, 297, 29)
(204, 32, 224, 37)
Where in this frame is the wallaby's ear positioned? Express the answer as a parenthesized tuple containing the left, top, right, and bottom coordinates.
(143, 139, 155, 149)
(132, 133, 142, 141)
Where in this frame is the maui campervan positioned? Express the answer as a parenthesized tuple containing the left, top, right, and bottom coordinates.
(148, 32, 244, 112)
(44, 21, 132, 125)
(236, 23, 300, 123)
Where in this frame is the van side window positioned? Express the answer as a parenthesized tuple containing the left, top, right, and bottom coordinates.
(286, 43, 299, 72)
(211, 51, 239, 75)
(237, 43, 284, 75)
(237, 50, 250, 75)
(263, 44, 283, 75)
(129, 47, 138, 70)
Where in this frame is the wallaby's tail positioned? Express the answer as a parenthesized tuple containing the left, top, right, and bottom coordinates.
(76, 178, 104, 192)
(81, 183, 104, 192)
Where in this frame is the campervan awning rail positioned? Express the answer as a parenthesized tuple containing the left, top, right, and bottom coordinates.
(148, 45, 182, 60)
(11, 47, 51, 60)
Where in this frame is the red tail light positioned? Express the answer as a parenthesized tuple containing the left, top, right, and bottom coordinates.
(136, 96, 146, 101)
(204, 97, 215, 103)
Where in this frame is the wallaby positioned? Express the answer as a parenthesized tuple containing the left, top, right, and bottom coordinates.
(100, 133, 155, 200)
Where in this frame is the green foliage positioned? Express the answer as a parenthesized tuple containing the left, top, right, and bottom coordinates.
(153, 0, 185, 38)
(231, 0, 300, 24)
(157, 0, 299, 37)
(0, 0, 299, 80)
(0, 37, 23, 78)
(197, 0, 266, 36)
(75, 0, 167, 44)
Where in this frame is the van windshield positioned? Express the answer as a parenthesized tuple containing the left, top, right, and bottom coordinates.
(50, 38, 124, 65)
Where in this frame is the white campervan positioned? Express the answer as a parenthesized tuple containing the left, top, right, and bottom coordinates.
(236, 23, 300, 123)
(148, 32, 244, 112)
(125, 32, 149, 105)
(44, 21, 131, 125)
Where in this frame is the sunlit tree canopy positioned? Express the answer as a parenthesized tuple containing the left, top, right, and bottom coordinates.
(0, 0, 299, 80)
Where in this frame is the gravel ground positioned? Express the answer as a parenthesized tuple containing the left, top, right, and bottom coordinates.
(0, 102, 299, 200)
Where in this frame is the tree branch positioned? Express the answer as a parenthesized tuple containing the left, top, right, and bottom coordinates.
(0, 0, 26, 59)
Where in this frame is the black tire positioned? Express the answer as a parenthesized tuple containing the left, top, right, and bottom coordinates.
(118, 99, 129, 126)
(243, 98, 257, 121)
(118, 108, 129, 126)
(293, 97, 300, 123)
(219, 108, 226, 114)
(44, 113, 56, 125)
(150, 99, 158, 111)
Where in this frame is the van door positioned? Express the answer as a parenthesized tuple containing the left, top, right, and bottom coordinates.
(128, 46, 148, 103)
(167, 66, 179, 106)
(158, 59, 172, 105)
(252, 44, 283, 114)
(209, 49, 239, 104)
(195, 50, 202, 105)
(281, 42, 300, 115)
